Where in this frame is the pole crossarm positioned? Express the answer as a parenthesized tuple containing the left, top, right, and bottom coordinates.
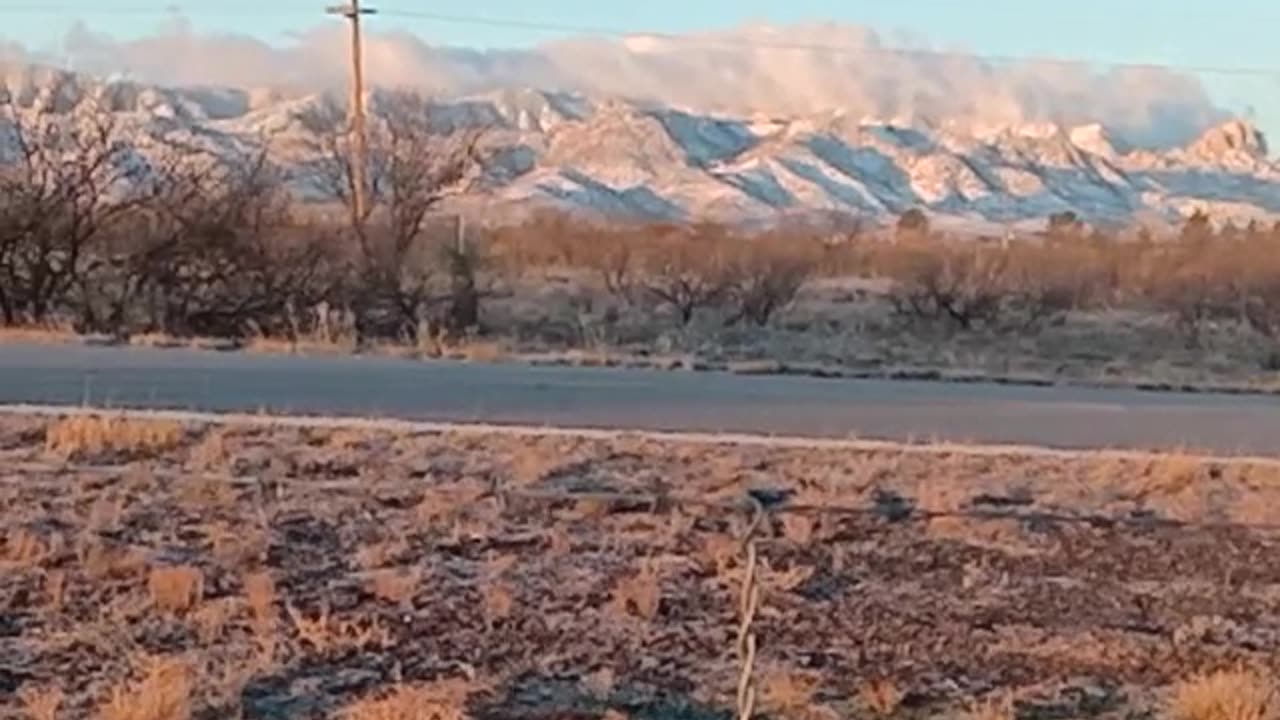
(325, 4, 378, 18)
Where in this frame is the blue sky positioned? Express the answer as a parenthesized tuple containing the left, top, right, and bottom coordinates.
(6, 0, 1280, 138)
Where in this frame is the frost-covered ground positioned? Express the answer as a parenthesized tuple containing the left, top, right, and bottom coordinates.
(4, 412, 1280, 719)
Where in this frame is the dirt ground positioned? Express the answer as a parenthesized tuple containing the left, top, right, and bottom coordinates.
(4, 413, 1280, 719)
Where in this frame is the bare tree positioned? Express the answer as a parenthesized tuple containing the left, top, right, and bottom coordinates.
(301, 90, 487, 342)
(0, 90, 149, 325)
(147, 147, 339, 339)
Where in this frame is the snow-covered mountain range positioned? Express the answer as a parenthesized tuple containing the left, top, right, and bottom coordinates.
(3, 65, 1279, 229)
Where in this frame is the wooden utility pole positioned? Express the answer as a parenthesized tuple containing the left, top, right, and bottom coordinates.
(326, 1, 377, 221)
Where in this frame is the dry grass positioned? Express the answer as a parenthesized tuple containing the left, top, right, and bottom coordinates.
(1170, 669, 1279, 720)
(46, 415, 185, 460)
(243, 334, 357, 357)
(339, 681, 471, 720)
(861, 677, 905, 717)
(610, 559, 662, 621)
(760, 668, 823, 716)
(367, 568, 421, 606)
(3, 528, 52, 567)
(97, 656, 192, 720)
(193, 598, 237, 645)
(148, 566, 204, 614)
(19, 686, 64, 720)
(188, 428, 230, 470)
(79, 539, 147, 581)
(780, 513, 817, 545)
(962, 693, 1016, 720)
(481, 579, 515, 629)
(0, 323, 77, 344)
(243, 571, 276, 624)
(43, 569, 66, 610)
(285, 603, 391, 656)
(437, 336, 507, 363)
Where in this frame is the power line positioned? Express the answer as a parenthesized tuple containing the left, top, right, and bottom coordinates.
(376, 8, 1280, 80)
(3, 2, 1280, 80)
(0, 3, 317, 16)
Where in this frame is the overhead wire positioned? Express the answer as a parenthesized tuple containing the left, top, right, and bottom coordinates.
(375, 8, 1280, 80)
(1, 2, 1279, 80)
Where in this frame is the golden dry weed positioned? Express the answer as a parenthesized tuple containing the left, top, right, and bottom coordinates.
(86, 495, 124, 533)
(242, 571, 277, 629)
(780, 513, 817, 546)
(340, 681, 472, 720)
(1142, 453, 1206, 497)
(46, 416, 185, 460)
(210, 524, 267, 568)
(963, 693, 1016, 720)
(760, 668, 823, 715)
(43, 569, 66, 610)
(148, 566, 204, 614)
(19, 685, 64, 720)
(355, 538, 411, 570)
(0, 323, 76, 343)
(79, 539, 147, 581)
(177, 475, 237, 510)
(97, 656, 192, 720)
(761, 558, 815, 593)
(367, 568, 421, 606)
(286, 603, 391, 656)
(861, 677, 905, 717)
(482, 581, 514, 629)
(1171, 669, 1278, 720)
(193, 598, 238, 644)
(3, 529, 51, 568)
(610, 560, 662, 621)
(188, 428, 231, 470)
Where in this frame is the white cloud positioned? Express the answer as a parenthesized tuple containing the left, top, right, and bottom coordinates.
(4, 18, 1233, 147)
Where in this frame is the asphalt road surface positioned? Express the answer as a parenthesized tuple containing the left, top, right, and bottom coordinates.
(0, 342, 1278, 454)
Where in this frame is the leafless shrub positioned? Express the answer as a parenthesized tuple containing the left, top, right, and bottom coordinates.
(635, 224, 736, 326)
(723, 234, 819, 327)
(1137, 235, 1240, 346)
(877, 238, 1010, 331)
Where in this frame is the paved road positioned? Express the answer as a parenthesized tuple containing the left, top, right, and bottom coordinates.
(0, 342, 1278, 454)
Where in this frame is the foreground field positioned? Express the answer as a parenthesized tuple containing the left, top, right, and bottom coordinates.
(4, 413, 1280, 719)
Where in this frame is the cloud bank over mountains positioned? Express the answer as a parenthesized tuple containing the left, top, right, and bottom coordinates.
(4, 19, 1231, 149)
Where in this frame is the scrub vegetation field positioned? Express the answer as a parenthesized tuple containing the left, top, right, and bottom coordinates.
(5, 92, 1280, 394)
